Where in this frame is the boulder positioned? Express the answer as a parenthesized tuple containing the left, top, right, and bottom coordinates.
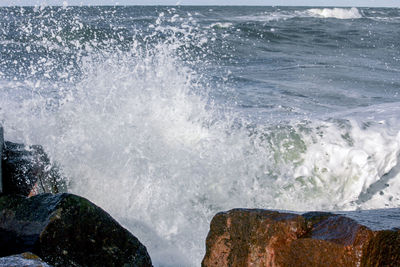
(0, 252, 52, 267)
(202, 209, 400, 267)
(1, 141, 65, 196)
(0, 193, 152, 267)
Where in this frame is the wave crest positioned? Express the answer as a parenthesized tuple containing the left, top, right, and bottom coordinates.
(307, 7, 362, 19)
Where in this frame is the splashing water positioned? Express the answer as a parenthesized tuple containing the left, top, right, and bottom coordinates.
(1, 6, 400, 266)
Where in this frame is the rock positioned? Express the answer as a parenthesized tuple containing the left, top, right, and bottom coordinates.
(287, 212, 374, 267)
(202, 209, 400, 267)
(202, 209, 307, 267)
(0, 252, 52, 267)
(0, 125, 3, 193)
(0, 193, 152, 267)
(1, 141, 65, 196)
(361, 229, 400, 266)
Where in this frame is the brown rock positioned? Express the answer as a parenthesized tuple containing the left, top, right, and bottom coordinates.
(202, 209, 400, 267)
(202, 209, 307, 267)
(361, 229, 400, 266)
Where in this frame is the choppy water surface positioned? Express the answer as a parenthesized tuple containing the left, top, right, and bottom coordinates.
(1, 6, 400, 266)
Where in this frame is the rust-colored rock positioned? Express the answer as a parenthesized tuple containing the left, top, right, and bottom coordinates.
(202, 209, 400, 267)
(361, 229, 400, 266)
(202, 209, 307, 267)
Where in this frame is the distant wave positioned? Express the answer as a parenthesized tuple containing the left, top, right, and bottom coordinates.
(232, 7, 362, 23)
(208, 22, 233, 29)
(307, 7, 362, 19)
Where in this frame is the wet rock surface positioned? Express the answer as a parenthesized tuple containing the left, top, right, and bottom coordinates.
(0, 125, 3, 193)
(202, 209, 307, 267)
(202, 208, 400, 267)
(0, 252, 52, 267)
(0, 193, 152, 267)
(1, 141, 65, 196)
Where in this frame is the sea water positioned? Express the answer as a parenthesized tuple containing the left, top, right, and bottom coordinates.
(0, 6, 399, 266)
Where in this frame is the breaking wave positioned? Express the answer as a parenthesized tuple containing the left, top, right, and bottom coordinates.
(307, 7, 362, 19)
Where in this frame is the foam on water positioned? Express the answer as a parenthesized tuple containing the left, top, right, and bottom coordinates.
(208, 22, 233, 29)
(1, 7, 400, 267)
(232, 7, 363, 22)
(307, 7, 362, 19)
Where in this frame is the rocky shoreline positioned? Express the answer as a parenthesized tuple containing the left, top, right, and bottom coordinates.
(0, 125, 152, 267)
(1, 124, 400, 267)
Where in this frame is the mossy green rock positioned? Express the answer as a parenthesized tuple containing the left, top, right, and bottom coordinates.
(0, 193, 152, 267)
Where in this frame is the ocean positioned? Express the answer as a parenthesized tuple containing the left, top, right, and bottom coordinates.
(0, 5, 399, 266)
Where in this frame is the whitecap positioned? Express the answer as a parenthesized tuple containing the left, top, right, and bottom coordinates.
(307, 7, 362, 19)
(209, 22, 233, 29)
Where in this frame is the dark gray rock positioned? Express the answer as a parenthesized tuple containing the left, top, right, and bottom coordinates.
(0, 193, 152, 267)
(1, 141, 65, 196)
(0, 125, 3, 193)
(0, 252, 52, 267)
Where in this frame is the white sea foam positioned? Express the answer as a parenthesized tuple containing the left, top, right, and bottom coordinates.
(307, 7, 362, 19)
(292, 119, 400, 210)
(208, 22, 233, 29)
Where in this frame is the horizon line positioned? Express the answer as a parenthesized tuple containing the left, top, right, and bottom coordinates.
(1, 4, 399, 7)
